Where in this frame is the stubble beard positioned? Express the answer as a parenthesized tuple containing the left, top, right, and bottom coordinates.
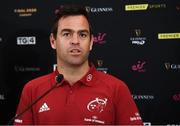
(57, 51, 90, 68)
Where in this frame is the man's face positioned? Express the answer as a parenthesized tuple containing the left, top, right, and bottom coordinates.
(50, 15, 93, 67)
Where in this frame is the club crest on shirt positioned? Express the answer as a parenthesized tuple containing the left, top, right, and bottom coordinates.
(87, 97, 108, 113)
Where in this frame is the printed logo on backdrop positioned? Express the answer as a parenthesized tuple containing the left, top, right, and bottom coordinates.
(176, 4, 180, 11)
(17, 36, 36, 45)
(0, 37, 2, 43)
(96, 60, 108, 73)
(148, 3, 166, 9)
(93, 33, 107, 44)
(53, 64, 57, 71)
(0, 94, 5, 100)
(54, 61, 108, 73)
(172, 92, 180, 101)
(132, 94, 154, 100)
(132, 60, 146, 72)
(130, 29, 146, 45)
(143, 122, 151, 126)
(167, 124, 180, 126)
(164, 63, 180, 70)
(125, 4, 148, 11)
(125, 3, 166, 11)
(54, 6, 112, 15)
(14, 8, 37, 17)
(14, 66, 40, 72)
(85, 6, 113, 13)
(158, 33, 180, 39)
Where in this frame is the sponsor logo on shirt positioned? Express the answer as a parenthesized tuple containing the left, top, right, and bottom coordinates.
(14, 118, 23, 123)
(130, 112, 142, 122)
(84, 115, 105, 124)
(39, 103, 50, 113)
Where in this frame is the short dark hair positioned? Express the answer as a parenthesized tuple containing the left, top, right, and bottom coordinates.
(51, 4, 92, 38)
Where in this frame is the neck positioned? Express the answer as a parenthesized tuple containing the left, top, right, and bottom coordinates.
(57, 61, 90, 85)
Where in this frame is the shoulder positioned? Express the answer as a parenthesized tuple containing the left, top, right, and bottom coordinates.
(94, 71, 133, 103)
(95, 70, 129, 90)
(23, 72, 54, 90)
(96, 70, 125, 84)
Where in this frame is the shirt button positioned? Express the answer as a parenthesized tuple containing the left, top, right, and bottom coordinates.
(69, 90, 73, 94)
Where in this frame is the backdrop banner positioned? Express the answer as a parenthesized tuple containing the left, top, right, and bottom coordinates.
(0, 0, 179, 125)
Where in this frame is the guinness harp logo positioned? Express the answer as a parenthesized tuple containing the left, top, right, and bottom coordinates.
(164, 63, 170, 70)
(134, 29, 141, 37)
(85, 6, 91, 13)
(97, 60, 103, 67)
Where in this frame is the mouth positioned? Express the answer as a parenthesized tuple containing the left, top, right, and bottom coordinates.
(69, 48, 82, 55)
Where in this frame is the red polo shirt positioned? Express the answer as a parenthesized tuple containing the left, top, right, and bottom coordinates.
(14, 64, 143, 125)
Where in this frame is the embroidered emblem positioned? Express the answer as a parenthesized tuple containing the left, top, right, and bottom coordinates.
(86, 74, 92, 81)
(87, 97, 107, 113)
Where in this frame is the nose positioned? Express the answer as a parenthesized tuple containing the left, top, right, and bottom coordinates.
(70, 33, 79, 45)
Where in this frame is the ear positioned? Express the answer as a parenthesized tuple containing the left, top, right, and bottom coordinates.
(49, 33, 56, 49)
(89, 34, 94, 51)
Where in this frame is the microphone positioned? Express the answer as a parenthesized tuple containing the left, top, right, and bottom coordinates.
(8, 74, 64, 125)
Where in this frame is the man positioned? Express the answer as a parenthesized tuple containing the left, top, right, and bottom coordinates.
(14, 5, 143, 125)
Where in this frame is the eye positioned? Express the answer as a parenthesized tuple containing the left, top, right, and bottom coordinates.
(62, 32, 71, 37)
(79, 32, 88, 38)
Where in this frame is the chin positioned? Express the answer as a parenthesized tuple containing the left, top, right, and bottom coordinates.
(66, 56, 88, 66)
(68, 60, 87, 66)
(70, 62, 84, 66)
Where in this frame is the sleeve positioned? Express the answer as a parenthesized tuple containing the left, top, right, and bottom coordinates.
(115, 81, 143, 125)
(13, 82, 34, 125)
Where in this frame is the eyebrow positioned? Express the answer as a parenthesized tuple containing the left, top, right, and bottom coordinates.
(61, 29, 72, 33)
(61, 29, 90, 34)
